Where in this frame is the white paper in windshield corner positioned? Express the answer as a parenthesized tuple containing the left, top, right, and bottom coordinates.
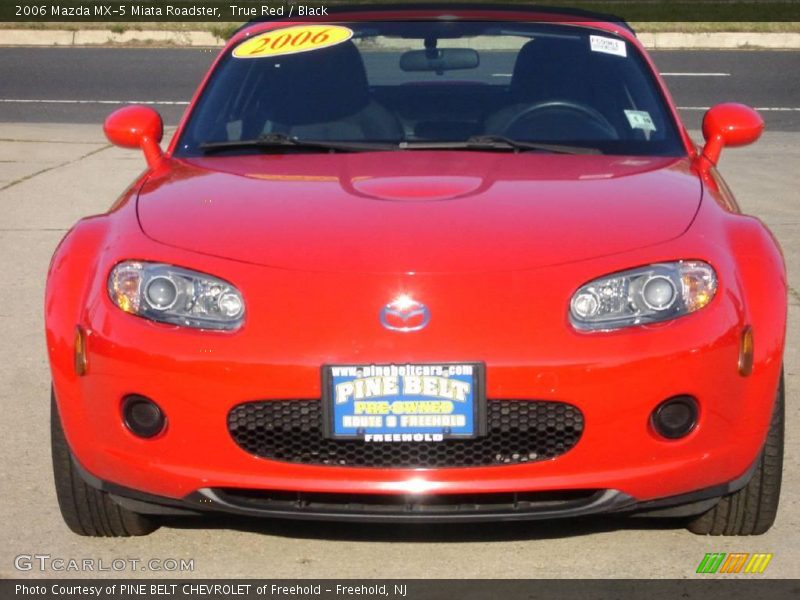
(590, 35, 627, 57)
(625, 110, 657, 132)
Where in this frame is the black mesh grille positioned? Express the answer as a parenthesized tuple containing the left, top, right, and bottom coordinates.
(227, 400, 583, 468)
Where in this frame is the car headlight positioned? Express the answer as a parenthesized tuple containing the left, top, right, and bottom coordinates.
(569, 261, 717, 331)
(108, 261, 245, 330)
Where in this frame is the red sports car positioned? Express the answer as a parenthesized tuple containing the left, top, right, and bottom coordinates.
(46, 5, 786, 537)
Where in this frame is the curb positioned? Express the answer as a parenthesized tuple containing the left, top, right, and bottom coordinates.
(638, 32, 800, 49)
(0, 29, 221, 46)
(0, 29, 799, 49)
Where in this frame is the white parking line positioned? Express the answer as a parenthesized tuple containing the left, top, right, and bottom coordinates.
(0, 99, 190, 105)
(492, 72, 732, 77)
(677, 106, 800, 111)
(661, 72, 731, 77)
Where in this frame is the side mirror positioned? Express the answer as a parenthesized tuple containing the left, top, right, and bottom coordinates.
(701, 103, 763, 166)
(104, 105, 164, 168)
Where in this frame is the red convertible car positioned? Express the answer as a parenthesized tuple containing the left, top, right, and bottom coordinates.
(46, 5, 786, 536)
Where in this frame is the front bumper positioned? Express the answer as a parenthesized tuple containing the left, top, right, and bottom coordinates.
(49, 254, 783, 507)
(75, 457, 756, 523)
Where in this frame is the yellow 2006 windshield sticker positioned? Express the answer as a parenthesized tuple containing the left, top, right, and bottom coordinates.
(233, 25, 354, 59)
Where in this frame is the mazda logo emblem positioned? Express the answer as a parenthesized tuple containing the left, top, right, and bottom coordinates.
(380, 295, 430, 332)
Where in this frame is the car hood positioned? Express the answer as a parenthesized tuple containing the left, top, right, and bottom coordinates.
(137, 152, 701, 273)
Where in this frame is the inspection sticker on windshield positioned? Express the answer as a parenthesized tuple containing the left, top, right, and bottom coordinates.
(233, 25, 354, 59)
(324, 363, 485, 441)
(624, 110, 657, 132)
(590, 35, 627, 57)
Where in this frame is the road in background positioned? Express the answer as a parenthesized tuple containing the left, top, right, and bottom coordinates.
(0, 48, 798, 130)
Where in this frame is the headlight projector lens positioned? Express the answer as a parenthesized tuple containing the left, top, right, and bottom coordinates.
(145, 276, 178, 310)
(642, 276, 677, 310)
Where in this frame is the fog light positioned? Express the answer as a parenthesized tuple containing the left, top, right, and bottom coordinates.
(122, 395, 165, 438)
(651, 396, 698, 439)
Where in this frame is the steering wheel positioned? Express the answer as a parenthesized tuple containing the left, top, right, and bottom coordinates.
(501, 100, 618, 140)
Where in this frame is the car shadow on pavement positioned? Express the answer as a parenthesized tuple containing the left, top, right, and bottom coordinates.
(158, 514, 687, 542)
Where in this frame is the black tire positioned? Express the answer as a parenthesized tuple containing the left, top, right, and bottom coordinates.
(687, 372, 784, 535)
(51, 389, 159, 536)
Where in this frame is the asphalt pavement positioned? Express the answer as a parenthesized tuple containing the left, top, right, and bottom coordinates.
(0, 122, 797, 578)
(0, 46, 798, 579)
(0, 48, 798, 130)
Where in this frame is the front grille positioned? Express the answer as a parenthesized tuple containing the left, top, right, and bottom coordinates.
(227, 400, 583, 468)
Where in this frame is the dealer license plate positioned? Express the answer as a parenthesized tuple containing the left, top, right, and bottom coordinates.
(323, 363, 486, 441)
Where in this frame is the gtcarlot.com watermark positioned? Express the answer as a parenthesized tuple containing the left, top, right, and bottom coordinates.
(14, 554, 194, 573)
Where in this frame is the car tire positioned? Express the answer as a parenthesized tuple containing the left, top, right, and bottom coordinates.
(687, 372, 784, 536)
(51, 389, 159, 537)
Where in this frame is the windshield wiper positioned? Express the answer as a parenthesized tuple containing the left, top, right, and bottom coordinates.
(401, 135, 602, 155)
(199, 133, 600, 156)
(200, 133, 398, 154)
(467, 135, 602, 155)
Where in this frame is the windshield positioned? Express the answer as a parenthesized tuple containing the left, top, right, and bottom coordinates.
(175, 21, 685, 157)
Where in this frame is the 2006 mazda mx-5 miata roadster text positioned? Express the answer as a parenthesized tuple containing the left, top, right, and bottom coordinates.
(46, 5, 786, 537)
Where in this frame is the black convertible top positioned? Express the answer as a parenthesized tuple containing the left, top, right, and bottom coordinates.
(233, 3, 635, 37)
